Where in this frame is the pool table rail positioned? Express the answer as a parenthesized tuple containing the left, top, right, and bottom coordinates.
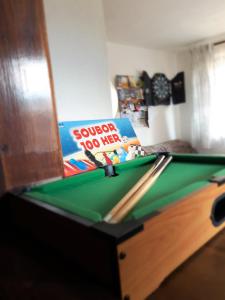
(117, 181, 225, 300)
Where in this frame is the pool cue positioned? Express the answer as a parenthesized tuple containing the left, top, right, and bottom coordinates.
(109, 155, 173, 224)
(104, 155, 166, 223)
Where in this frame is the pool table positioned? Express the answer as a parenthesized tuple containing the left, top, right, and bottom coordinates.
(6, 153, 225, 300)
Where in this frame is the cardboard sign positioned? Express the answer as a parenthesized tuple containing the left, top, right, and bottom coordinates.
(58, 118, 142, 176)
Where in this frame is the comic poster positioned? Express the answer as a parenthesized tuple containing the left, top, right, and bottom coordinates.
(115, 75, 148, 127)
(58, 118, 144, 177)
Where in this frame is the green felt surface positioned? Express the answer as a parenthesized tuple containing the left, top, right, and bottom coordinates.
(25, 154, 225, 223)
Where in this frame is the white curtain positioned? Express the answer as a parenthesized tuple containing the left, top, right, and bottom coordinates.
(190, 43, 225, 152)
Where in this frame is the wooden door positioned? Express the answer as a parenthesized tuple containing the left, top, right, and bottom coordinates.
(0, 0, 63, 193)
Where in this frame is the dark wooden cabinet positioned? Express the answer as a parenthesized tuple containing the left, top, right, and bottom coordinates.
(0, 0, 63, 193)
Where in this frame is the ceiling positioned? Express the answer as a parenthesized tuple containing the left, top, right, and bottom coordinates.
(103, 0, 225, 50)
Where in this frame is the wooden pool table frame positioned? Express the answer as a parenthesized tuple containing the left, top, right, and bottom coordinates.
(4, 177, 225, 300)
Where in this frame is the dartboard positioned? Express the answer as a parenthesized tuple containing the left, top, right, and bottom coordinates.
(152, 74, 170, 103)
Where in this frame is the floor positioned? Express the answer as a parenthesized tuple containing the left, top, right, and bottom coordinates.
(1, 224, 225, 300)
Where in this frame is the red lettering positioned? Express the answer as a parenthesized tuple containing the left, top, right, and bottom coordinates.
(93, 139, 100, 148)
(81, 128, 89, 137)
(108, 123, 117, 132)
(80, 141, 87, 150)
(107, 135, 114, 143)
(88, 127, 97, 136)
(95, 126, 103, 134)
(86, 140, 93, 150)
(73, 129, 82, 140)
(101, 136, 109, 145)
(112, 134, 121, 142)
(102, 124, 109, 133)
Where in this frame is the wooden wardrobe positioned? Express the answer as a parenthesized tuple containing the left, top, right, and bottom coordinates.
(0, 0, 63, 194)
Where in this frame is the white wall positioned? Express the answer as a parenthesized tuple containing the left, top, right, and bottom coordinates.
(43, 1, 183, 147)
(44, 0, 112, 121)
(176, 50, 193, 144)
(107, 42, 182, 146)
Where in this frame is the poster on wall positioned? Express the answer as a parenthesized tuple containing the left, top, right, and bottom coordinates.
(58, 118, 145, 177)
(115, 75, 148, 127)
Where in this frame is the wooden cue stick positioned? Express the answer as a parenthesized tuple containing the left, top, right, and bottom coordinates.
(109, 156, 173, 224)
(104, 155, 166, 223)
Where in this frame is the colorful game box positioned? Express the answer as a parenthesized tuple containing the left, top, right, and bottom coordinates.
(58, 118, 145, 177)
